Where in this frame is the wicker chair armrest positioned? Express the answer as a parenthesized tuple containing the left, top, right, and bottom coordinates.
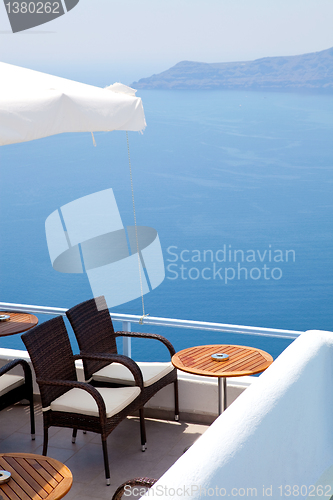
(0, 358, 32, 385)
(112, 477, 158, 500)
(36, 378, 107, 422)
(75, 353, 144, 389)
(115, 331, 176, 357)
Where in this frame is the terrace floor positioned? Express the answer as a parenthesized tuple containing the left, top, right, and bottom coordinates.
(0, 402, 209, 499)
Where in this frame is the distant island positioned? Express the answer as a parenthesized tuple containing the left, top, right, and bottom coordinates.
(132, 47, 333, 91)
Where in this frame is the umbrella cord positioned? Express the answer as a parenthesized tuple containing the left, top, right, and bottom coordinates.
(126, 131, 147, 323)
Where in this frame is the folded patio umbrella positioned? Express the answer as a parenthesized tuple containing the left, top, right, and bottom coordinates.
(0, 62, 146, 145)
(0, 62, 152, 311)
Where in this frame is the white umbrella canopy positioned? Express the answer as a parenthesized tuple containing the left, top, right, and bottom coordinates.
(0, 62, 154, 311)
(0, 62, 146, 146)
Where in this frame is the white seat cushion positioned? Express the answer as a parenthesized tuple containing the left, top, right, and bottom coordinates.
(92, 362, 174, 388)
(0, 374, 25, 397)
(49, 386, 140, 418)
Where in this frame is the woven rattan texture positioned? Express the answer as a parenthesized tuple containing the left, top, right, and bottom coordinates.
(21, 315, 146, 483)
(66, 297, 179, 411)
(0, 359, 35, 437)
(67, 296, 117, 380)
(22, 317, 77, 407)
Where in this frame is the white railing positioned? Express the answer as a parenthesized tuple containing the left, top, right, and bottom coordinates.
(0, 302, 303, 358)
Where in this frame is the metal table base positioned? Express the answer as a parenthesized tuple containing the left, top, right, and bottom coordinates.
(218, 377, 227, 414)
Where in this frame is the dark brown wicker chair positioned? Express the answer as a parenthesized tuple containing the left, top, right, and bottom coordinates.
(66, 296, 179, 423)
(22, 315, 146, 486)
(0, 359, 35, 439)
(112, 477, 157, 500)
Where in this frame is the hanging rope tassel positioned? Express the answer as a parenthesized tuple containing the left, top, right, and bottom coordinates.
(91, 132, 97, 147)
(139, 313, 150, 325)
(126, 131, 147, 319)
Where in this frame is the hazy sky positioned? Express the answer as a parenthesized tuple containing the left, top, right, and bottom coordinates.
(1, 0, 333, 84)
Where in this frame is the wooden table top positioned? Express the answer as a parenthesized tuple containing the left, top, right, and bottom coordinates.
(0, 453, 72, 500)
(0, 312, 38, 337)
(172, 344, 273, 378)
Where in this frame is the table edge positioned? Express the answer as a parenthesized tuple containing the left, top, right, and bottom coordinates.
(172, 344, 273, 377)
(0, 312, 39, 337)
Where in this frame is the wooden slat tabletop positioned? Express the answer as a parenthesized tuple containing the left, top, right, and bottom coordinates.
(172, 344, 273, 377)
(0, 453, 72, 500)
(0, 313, 38, 337)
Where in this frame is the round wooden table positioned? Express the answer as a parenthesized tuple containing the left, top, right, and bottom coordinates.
(172, 344, 273, 415)
(0, 312, 38, 337)
(0, 453, 72, 500)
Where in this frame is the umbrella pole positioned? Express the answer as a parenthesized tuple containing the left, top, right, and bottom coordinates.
(126, 132, 148, 322)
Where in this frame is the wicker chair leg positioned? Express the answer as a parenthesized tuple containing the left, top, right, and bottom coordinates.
(42, 425, 48, 456)
(29, 393, 35, 440)
(139, 408, 146, 451)
(72, 428, 78, 443)
(101, 438, 110, 486)
(174, 379, 179, 421)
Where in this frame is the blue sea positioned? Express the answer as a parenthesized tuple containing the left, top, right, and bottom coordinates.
(1, 88, 332, 361)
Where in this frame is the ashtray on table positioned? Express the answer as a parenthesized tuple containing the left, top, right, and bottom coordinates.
(211, 353, 229, 362)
